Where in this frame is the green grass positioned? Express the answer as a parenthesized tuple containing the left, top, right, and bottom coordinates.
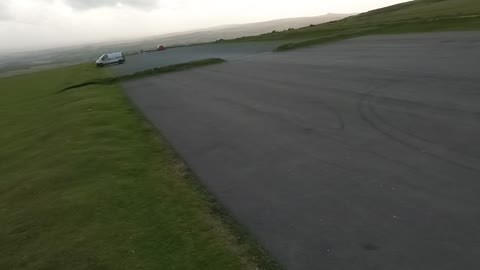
(0, 64, 278, 270)
(117, 58, 225, 81)
(61, 58, 226, 92)
(229, 0, 480, 51)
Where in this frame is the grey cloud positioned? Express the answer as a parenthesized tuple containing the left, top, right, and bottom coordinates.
(0, 12, 8, 21)
(0, 2, 11, 20)
(63, 0, 158, 10)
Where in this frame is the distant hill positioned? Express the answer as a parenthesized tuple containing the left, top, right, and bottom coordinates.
(0, 13, 351, 77)
(132, 13, 352, 49)
(235, 0, 480, 50)
(218, 13, 352, 33)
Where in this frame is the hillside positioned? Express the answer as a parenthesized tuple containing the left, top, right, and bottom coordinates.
(0, 14, 350, 77)
(232, 0, 480, 49)
(355, 0, 480, 22)
(135, 13, 351, 48)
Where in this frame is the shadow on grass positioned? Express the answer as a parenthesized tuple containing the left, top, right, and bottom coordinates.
(59, 58, 226, 93)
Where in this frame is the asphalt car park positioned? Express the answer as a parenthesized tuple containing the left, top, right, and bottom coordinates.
(123, 32, 480, 270)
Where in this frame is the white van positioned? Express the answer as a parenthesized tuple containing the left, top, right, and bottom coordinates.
(96, 52, 125, 67)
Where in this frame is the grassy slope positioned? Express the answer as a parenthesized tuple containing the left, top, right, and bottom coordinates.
(231, 0, 480, 50)
(60, 58, 226, 92)
(0, 65, 272, 270)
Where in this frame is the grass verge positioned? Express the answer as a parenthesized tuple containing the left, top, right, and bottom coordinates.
(274, 15, 480, 51)
(228, 0, 480, 51)
(0, 64, 279, 270)
(275, 30, 375, 51)
(60, 58, 225, 92)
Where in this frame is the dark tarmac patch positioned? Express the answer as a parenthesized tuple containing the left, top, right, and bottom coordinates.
(124, 32, 480, 270)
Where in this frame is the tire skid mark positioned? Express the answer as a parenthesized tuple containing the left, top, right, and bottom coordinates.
(370, 102, 480, 162)
(359, 88, 480, 174)
(192, 69, 347, 131)
(211, 81, 446, 184)
(214, 96, 344, 132)
(199, 67, 480, 117)
(178, 68, 450, 182)
(212, 96, 429, 190)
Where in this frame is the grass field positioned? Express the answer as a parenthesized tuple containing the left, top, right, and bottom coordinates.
(0, 64, 276, 270)
(228, 0, 480, 50)
(1, 1, 478, 269)
(60, 58, 226, 92)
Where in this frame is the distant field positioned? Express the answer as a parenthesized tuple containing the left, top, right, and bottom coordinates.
(3, 1, 478, 78)
(229, 0, 480, 50)
(0, 65, 275, 270)
(0, 14, 348, 78)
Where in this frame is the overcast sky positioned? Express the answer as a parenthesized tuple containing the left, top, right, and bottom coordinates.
(0, 0, 409, 52)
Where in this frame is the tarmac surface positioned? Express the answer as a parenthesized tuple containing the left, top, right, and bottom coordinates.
(112, 41, 284, 76)
(123, 32, 480, 270)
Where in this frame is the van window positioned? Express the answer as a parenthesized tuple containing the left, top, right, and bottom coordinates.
(102, 55, 108, 60)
